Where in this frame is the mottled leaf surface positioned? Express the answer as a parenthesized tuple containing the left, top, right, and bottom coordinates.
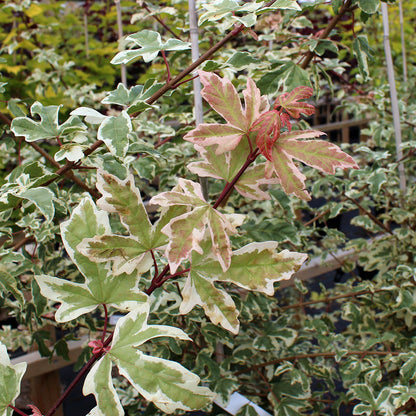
(0, 343, 26, 416)
(180, 241, 306, 333)
(11, 101, 86, 142)
(265, 130, 359, 200)
(35, 197, 147, 322)
(97, 111, 132, 158)
(150, 179, 236, 273)
(84, 302, 214, 413)
(111, 30, 190, 64)
(184, 71, 265, 154)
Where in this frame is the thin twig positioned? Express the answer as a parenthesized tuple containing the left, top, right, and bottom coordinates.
(343, 194, 393, 235)
(300, 0, 354, 70)
(280, 288, 385, 310)
(142, 1, 182, 40)
(234, 350, 401, 376)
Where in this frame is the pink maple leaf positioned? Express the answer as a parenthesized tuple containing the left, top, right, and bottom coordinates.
(274, 86, 315, 118)
(184, 71, 267, 154)
(265, 130, 359, 200)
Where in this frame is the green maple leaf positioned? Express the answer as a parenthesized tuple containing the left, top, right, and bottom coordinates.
(78, 170, 183, 276)
(0, 343, 26, 416)
(35, 197, 147, 322)
(11, 101, 86, 142)
(83, 302, 215, 414)
(188, 140, 278, 201)
(181, 241, 307, 333)
(101, 80, 163, 113)
(111, 30, 191, 65)
(150, 179, 238, 273)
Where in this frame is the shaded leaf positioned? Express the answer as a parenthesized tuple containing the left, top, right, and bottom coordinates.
(98, 302, 215, 413)
(181, 241, 306, 333)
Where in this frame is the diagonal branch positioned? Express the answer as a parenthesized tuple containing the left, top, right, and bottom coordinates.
(300, 0, 354, 70)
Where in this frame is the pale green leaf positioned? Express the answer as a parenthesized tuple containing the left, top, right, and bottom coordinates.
(54, 144, 87, 162)
(151, 179, 235, 273)
(0, 270, 25, 308)
(35, 197, 147, 322)
(96, 170, 155, 248)
(180, 269, 240, 333)
(111, 30, 190, 65)
(83, 355, 123, 416)
(102, 80, 163, 110)
(226, 52, 261, 70)
(70, 107, 107, 125)
(78, 235, 152, 276)
(0, 342, 26, 416)
(97, 111, 132, 158)
(400, 352, 416, 382)
(107, 303, 214, 413)
(11, 101, 86, 142)
(358, 0, 379, 14)
(181, 241, 306, 333)
(264, 0, 301, 11)
(20, 187, 55, 223)
(353, 35, 372, 81)
(195, 242, 307, 296)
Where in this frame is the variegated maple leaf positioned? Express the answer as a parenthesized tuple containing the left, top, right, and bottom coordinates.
(264, 130, 359, 200)
(183, 70, 269, 153)
(149, 179, 239, 273)
(188, 141, 279, 201)
(180, 239, 307, 334)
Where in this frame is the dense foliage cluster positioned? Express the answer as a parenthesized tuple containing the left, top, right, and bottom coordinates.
(1, 0, 416, 415)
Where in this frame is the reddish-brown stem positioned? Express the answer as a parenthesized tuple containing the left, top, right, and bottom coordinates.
(142, 1, 182, 40)
(0, 111, 99, 198)
(234, 350, 401, 376)
(146, 148, 260, 293)
(300, 0, 354, 69)
(150, 249, 159, 278)
(101, 304, 108, 343)
(161, 50, 172, 82)
(8, 405, 28, 416)
(213, 149, 260, 209)
(45, 332, 113, 416)
(343, 194, 393, 235)
(171, 74, 199, 89)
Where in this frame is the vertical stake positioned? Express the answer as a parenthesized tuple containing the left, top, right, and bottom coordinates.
(115, 0, 127, 87)
(188, 0, 209, 200)
(381, 2, 406, 193)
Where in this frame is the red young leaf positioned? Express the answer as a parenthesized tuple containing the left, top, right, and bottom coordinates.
(250, 110, 282, 160)
(28, 405, 43, 416)
(274, 86, 315, 118)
